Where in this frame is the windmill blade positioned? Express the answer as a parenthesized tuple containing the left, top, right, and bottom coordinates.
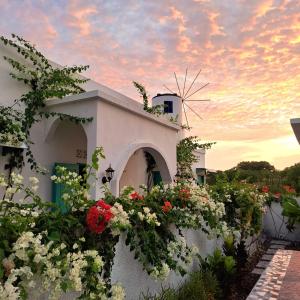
(163, 84, 177, 94)
(185, 102, 203, 120)
(182, 103, 190, 128)
(182, 68, 188, 98)
(183, 69, 201, 99)
(185, 99, 210, 102)
(174, 72, 182, 97)
(185, 82, 209, 100)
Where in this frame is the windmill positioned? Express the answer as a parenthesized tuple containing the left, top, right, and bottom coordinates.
(163, 69, 210, 128)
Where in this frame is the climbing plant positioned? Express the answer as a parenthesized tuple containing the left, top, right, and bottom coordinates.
(176, 136, 214, 179)
(0, 34, 93, 172)
(133, 81, 164, 116)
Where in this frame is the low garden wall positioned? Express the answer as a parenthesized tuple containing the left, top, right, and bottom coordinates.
(263, 199, 300, 242)
(111, 230, 219, 300)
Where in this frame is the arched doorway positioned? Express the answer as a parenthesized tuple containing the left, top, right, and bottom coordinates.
(47, 119, 87, 165)
(117, 144, 172, 194)
(46, 120, 87, 208)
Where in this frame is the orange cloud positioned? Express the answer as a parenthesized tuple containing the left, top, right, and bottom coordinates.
(2, 0, 300, 170)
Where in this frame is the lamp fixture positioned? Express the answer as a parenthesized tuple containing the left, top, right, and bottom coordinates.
(102, 164, 115, 184)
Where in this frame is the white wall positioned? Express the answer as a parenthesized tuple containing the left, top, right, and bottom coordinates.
(111, 229, 219, 300)
(192, 149, 206, 170)
(0, 44, 29, 107)
(98, 100, 178, 195)
(119, 149, 147, 192)
(263, 200, 300, 241)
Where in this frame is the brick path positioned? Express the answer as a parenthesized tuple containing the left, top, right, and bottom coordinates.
(247, 249, 300, 299)
(278, 251, 300, 299)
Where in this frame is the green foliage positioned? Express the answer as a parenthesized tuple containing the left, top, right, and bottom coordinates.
(142, 269, 220, 300)
(0, 34, 92, 172)
(237, 161, 275, 171)
(0, 147, 228, 298)
(281, 163, 300, 194)
(282, 196, 300, 231)
(176, 136, 214, 179)
(208, 160, 300, 197)
(144, 151, 157, 192)
(199, 249, 236, 298)
(133, 81, 164, 116)
(209, 176, 266, 239)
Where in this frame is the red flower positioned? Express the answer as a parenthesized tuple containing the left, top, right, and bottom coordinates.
(130, 192, 144, 201)
(273, 192, 281, 201)
(162, 201, 172, 213)
(283, 185, 296, 194)
(262, 186, 269, 193)
(86, 200, 113, 234)
(179, 188, 191, 200)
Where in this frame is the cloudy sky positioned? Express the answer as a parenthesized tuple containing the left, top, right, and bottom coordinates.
(1, 0, 300, 170)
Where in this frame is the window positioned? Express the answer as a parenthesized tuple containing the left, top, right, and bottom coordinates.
(164, 101, 173, 113)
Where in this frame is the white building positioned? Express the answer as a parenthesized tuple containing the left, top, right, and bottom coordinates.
(291, 118, 300, 144)
(0, 44, 205, 203)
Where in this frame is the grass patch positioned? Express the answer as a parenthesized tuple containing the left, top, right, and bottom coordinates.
(142, 270, 220, 300)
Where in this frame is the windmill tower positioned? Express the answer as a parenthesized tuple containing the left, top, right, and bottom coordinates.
(152, 69, 210, 132)
(152, 69, 210, 182)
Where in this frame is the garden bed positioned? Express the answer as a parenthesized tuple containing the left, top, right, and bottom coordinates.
(228, 238, 270, 300)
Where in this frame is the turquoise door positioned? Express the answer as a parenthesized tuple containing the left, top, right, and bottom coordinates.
(152, 171, 162, 186)
(52, 163, 80, 213)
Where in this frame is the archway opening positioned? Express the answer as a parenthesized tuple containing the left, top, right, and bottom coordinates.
(119, 147, 172, 193)
(47, 120, 87, 209)
(48, 120, 87, 165)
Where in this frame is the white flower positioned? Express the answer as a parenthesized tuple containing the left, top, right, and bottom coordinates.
(6, 187, 17, 196)
(138, 212, 144, 221)
(29, 177, 39, 185)
(62, 193, 70, 200)
(0, 176, 7, 187)
(31, 185, 38, 192)
(31, 211, 39, 218)
(143, 207, 150, 214)
(111, 284, 125, 300)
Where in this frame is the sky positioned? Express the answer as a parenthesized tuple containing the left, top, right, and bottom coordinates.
(1, 0, 300, 170)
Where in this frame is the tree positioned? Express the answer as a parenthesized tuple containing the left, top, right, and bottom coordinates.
(236, 161, 275, 171)
(281, 163, 300, 194)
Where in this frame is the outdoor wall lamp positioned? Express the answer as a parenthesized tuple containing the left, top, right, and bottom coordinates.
(102, 164, 115, 184)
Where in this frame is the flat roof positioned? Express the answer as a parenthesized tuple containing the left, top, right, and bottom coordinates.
(152, 93, 180, 98)
(46, 90, 180, 131)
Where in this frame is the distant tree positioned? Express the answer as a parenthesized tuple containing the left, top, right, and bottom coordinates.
(236, 161, 275, 171)
(281, 163, 300, 194)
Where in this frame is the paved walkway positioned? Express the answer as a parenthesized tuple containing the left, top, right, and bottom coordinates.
(247, 249, 300, 299)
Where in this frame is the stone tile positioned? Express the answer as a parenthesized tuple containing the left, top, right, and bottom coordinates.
(257, 260, 270, 268)
(267, 249, 278, 254)
(261, 254, 274, 261)
(271, 240, 290, 246)
(252, 268, 264, 275)
(270, 244, 286, 249)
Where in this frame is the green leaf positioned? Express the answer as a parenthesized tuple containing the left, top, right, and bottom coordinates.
(48, 231, 61, 241)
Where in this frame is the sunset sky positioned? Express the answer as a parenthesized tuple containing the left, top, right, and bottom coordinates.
(1, 0, 300, 170)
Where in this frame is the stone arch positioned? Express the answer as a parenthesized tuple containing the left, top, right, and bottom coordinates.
(111, 141, 173, 195)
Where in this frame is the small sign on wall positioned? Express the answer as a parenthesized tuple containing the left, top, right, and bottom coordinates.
(76, 149, 87, 159)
